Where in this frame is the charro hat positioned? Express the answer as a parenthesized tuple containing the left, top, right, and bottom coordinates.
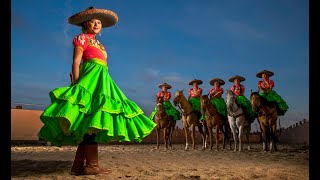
(68, 7, 118, 28)
(228, 75, 245, 82)
(256, 70, 274, 78)
(209, 78, 225, 86)
(158, 83, 172, 89)
(188, 79, 203, 85)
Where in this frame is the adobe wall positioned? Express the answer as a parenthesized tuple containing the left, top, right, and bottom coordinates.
(11, 109, 309, 145)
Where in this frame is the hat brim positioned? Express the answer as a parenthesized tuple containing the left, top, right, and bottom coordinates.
(229, 76, 245, 82)
(158, 84, 172, 89)
(256, 70, 274, 78)
(189, 79, 203, 85)
(209, 78, 225, 86)
(68, 8, 118, 28)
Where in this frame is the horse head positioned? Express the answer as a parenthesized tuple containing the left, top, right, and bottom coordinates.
(200, 94, 210, 115)
(250, 91, 261, 112)
(225, 89, 236, 106)
(156, 96, 165, 111)
(173, 89, 184, 106)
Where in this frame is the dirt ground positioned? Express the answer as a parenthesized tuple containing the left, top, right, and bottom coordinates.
(11, 143, 309, 180)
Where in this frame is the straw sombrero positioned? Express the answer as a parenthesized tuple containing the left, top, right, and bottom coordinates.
(158, 83, 172, 89)
(188, 79, 203, 85)
(228, 75, 245, 82)
(209, 78, 225, 86)
(256, 70, 274, 78)
(68, 7, 118, 28)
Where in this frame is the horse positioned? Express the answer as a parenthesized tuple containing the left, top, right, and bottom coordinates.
(173, 90, 205, 150)
(225, 89, 252, 152)
(153, 96, 176, 150)
(250, 91, 278, 152)
(199, 94, 231, 150)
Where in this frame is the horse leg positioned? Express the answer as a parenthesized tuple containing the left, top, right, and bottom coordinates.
(215, 125, 220, 150)
(246, 130, 250, 150)
(238, 125, 243, 152)
(169, 127, 173, 149)
(156, 128, 160, 149)
(229, 118, 238, 151)
(184, 125, 189, 150)
(202, 122, 208, 150)
(221, 125, 227, 150)
(270, 124, 278, 152)
(191, 124, 196, 150)
(163, 127, 168, 150)
(260, 125, 268, 151)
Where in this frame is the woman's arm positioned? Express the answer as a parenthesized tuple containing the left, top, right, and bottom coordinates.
(71, 47, 83, 84)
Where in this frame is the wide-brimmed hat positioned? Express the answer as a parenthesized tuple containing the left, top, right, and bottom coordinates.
(228, 75, 245, 82)
(256, 70, 274, 78)
(188, 79, 203, 85)
(209, 78, 225, 86)
(68, 7, 118, 28)
(158, 83, 172, 89)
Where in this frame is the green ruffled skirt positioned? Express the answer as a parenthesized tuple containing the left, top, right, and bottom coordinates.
(236, 95, 256, 121)
(259, 90, 289, 116)
(150, 101, 181, 121)
(38, 60, 157, 147)
(210, 98, 227, 117)
(189, 97, 201, 112)
(199, 98, 227, 121)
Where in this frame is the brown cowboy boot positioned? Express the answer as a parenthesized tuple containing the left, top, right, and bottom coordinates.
(70, 143, 86, 175)
(84, 144, 112, 175)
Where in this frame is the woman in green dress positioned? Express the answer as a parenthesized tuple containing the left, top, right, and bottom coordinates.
(38, 7, 156, 176)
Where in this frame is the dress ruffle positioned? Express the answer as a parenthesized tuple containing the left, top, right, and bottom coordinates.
(38, 61, 156, 147)
(259, 90, 289, 116)
(236, 95, 256, 122)
(210, 98, 227, 117)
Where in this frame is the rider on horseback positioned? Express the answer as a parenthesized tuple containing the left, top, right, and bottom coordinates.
(229, 75, 256, 123)
(208, 78, 228, 121)
(188, 79, 203, 122)
(150, 83, 181, 122)
(256, 70, 289, 116)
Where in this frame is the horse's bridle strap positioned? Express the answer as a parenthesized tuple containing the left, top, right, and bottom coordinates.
(229, 112, 244, 119)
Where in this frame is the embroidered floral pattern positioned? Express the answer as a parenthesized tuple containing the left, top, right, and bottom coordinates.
(77, 34, 86, 45)
(88, 38, 107, 58)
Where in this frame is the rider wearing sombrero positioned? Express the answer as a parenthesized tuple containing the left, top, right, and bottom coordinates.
(188, 79, 203, 120)
(150, 83, 181, 121)
(208, 78, 228, 119)
(229, 75, 256, 123)
(256, 70, 289, 116)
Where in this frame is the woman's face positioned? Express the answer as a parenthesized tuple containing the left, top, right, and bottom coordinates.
(234, 79, 240, 85)
(214, 82, 220, 87)
(262, 74, 269, 79)
(162, 86, 167, 91)
(85, 19, 102, 34)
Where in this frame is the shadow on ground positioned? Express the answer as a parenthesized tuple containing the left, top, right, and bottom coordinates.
(11, 159, 72, 177)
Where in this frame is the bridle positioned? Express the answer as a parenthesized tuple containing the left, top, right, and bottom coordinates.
(227, 92, 244, 119)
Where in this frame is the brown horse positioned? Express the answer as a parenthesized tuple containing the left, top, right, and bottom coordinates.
(173, 90, 205, 150)
(153, 96, 175, 150)
(200, 94, 231, 150)
(250, 91, 278, 152)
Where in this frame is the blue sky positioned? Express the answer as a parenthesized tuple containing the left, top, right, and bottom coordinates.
(11, 0, 309, 130)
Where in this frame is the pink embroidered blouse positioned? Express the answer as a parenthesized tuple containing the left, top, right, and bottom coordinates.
(258, 79, 274, 93)
(230, 85, 245, 96)
(72, 33, 107, 63)
(157, 91, 171, 101)
(209, 87, 223, 98)
(188, 88, 203, 98)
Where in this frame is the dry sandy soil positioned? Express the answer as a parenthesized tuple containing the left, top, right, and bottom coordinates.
(11, 143, 309, 180)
